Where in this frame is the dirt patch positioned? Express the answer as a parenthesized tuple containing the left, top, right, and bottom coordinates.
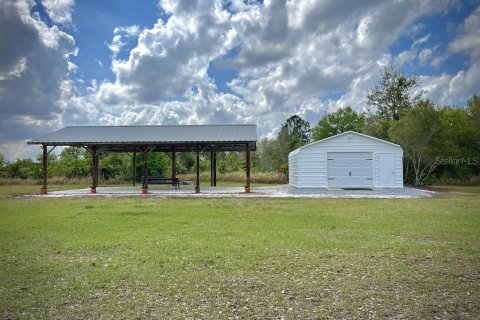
(406, 185, 455, 198)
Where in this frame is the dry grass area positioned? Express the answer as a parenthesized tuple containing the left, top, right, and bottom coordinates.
(177, 171, 288, 184)
(0, 177, 91, 186)
(0, 171, 288, 186)
(436, 175, 480, 186)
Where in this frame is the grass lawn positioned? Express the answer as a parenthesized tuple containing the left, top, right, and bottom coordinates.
(0, 186, 479, 319)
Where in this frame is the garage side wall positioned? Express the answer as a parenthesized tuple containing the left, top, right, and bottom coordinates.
(288, 150, 299, 187)
(297, 151, 327, 187)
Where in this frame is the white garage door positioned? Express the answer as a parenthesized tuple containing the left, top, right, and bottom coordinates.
(327, 152, 373, 188)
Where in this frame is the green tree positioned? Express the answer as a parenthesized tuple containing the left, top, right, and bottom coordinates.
(366, 64, 423, 121)
(7, 158, 41, 179)
(176, 152, 195, 174)
(279, 115, 311, 145)
(0, 153, 6, 178)
(311, 106, 365, 141)
(436, 106, 477, 177)
(274, 115, 311, 173)
(100, 153, 132, 180)
(467, 94, 480, 158)
(364, 65, 424, 140)
(55, 147, 90, 178)
(363, 114, 393, 140)
(35, 152, 58, 178)
(389, 100, 442, 185)
(143, 153, 169, 177)
(254, 138, 277, 172)
(217, 152, 243, 174)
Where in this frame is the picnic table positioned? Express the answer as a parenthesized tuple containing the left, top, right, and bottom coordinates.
(141, 176, 180, 189)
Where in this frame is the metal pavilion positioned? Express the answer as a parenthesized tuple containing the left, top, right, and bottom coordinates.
(27, 124, 257, 194)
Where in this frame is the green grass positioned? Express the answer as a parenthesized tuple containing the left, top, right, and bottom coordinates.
(0, 186, 479, 319)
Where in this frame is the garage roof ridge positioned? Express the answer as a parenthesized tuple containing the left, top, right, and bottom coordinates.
(302, 131, 402, 150)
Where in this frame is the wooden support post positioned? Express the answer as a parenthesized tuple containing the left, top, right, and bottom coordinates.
(132, 151, 136, 186)
(210, 151, 214, 187)
(172, 150, 176, 179)
(91, 146, 98, 193)
(40, 145, 48, 194)
(195, 146, 200, 193)
(213, 151, 217, 187)
(245, 144, 251, 193)
(142, 147, 149, 193)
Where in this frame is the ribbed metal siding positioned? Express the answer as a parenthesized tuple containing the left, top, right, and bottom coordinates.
(298, 151, 327, 188)
(288, 151, 299, 187)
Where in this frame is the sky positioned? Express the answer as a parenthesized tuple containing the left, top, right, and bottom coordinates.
(1, 0, 480, 161)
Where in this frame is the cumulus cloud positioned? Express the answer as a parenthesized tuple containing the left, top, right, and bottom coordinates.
(395, 33, 437, 66)
(0, 1, 76, 120)
(449, 5, 480, 57)
(107, 25, 141, 57)
(0, 57, 28, 80)
(418, 48, 434, 65)
(91, 0, 461, 139)
(422, 5, 480, 105)
(422, 62, 480, 106)
(41, 0, 75, 25)
(97, 1, 235, 105)
(228, 0, 454, 125)
(2, 0, 479, 161)
(0, 0, 84, 160)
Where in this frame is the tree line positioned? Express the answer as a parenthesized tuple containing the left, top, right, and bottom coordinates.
(259, 66, 479, 185)
(0, 148, 249, 182)
(1, 65, 479, 185)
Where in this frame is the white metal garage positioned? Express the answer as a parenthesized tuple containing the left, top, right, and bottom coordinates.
(288, 131, 403, 188)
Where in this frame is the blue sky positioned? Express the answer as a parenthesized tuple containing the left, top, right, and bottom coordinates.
(1, 0, 480, 160)
(69, 1, 161, 83)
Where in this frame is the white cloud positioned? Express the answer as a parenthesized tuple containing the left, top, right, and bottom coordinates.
(0, 57, 28, 80)
(450, 5, 480, 57)
(412, 33, 431, 47)
(90, 0, 461, 139)
(422, 59, 480, 105)
(421, 5, 480, 105)
(41, 0, 75, 25)
(228, 0, 454, 128)
(98, 1, 235, 105)
(3, 0, 479, 162)
(0, 0, 83, 160)
(0, 0, 76, 118)
(431, 55, 446, 67)
(114, 25, 141, 36)
(108, 25, 142, 57)
(418, 48, 433, 65)
(394, 32, 436, 66)
(397, 50, 417, 65)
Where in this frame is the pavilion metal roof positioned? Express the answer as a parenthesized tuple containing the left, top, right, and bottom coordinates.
(27, 124, 257, 152)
